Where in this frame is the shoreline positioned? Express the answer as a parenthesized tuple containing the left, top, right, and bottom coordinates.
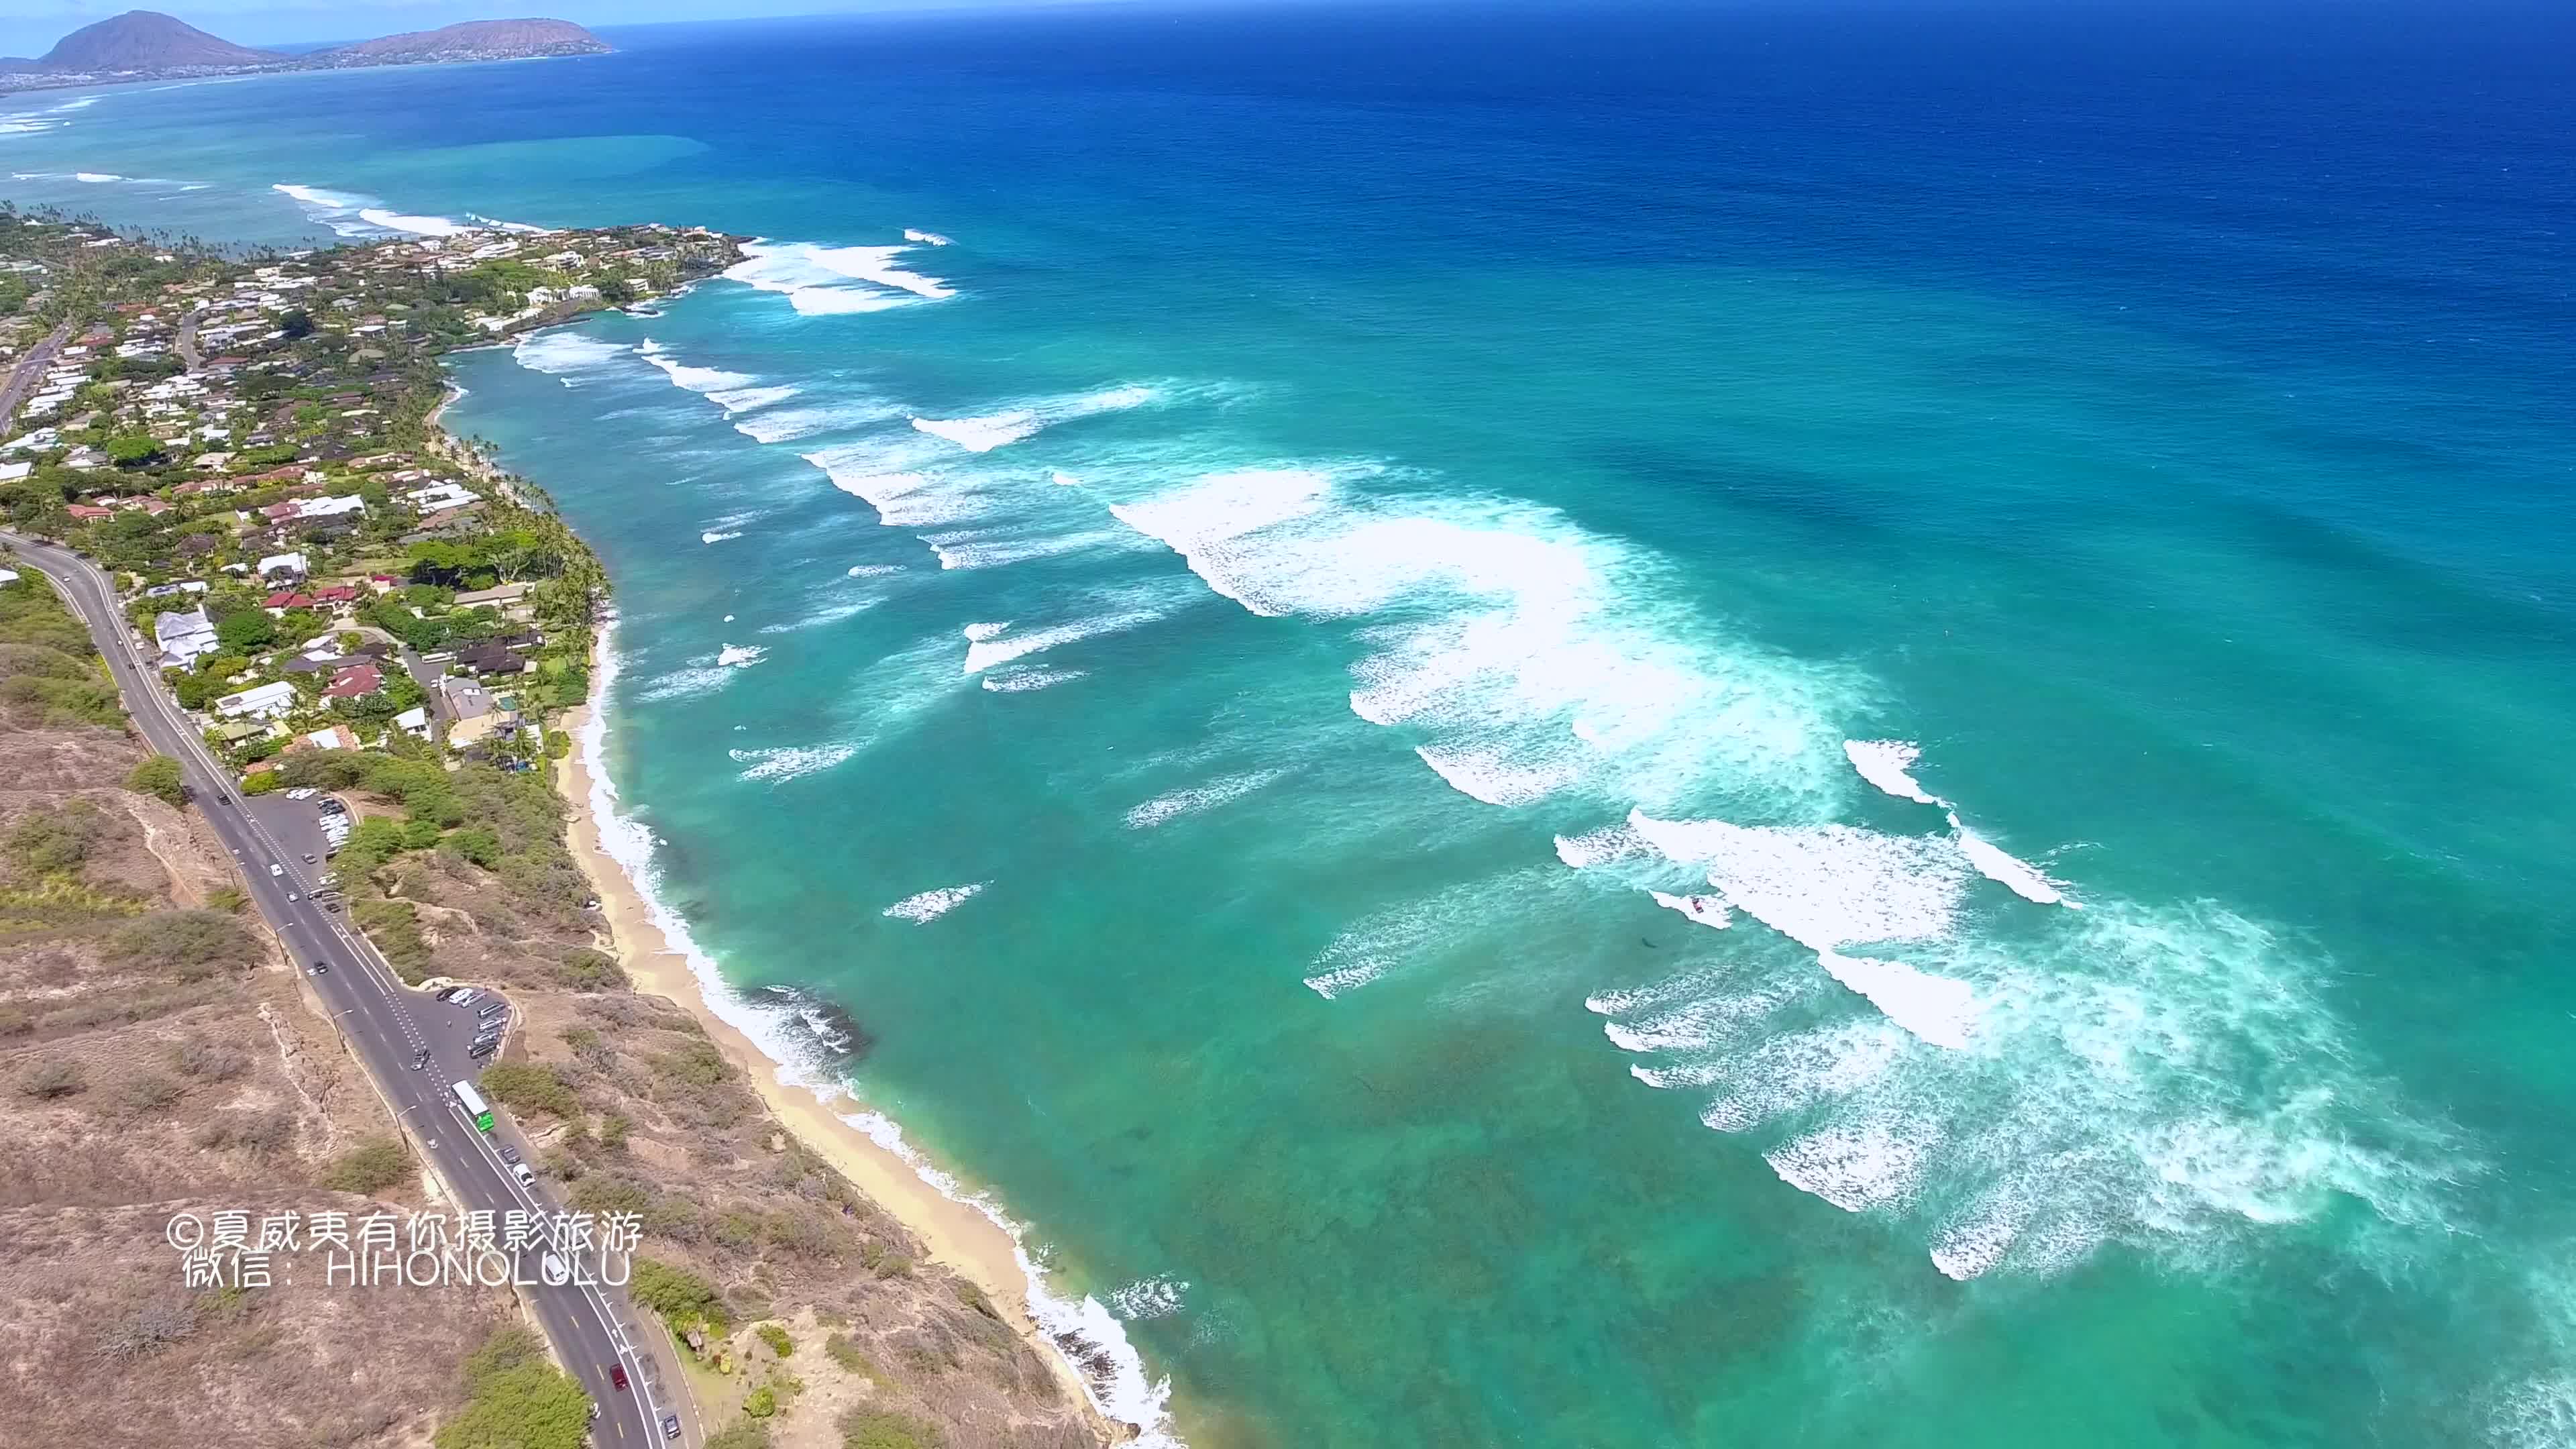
(547, 626, 1165, 1447)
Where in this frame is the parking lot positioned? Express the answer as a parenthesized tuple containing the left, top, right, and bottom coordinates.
(239, 788, 347, 898)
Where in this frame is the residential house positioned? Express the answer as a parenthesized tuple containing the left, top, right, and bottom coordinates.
(153, 607, 221, 669)
(393, 705, 432, 739)
(256, 551, 309, 578)
(456, 640, 529, 676)
(300, 724, 359, 751)
(323, 663, 383, 699)
(452, 582, 531, 610)
(213, 681, 297, 720)
(440, 675, 499, 747)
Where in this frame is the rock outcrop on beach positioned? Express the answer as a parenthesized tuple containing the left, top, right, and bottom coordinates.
(315, 18, 610, 66)
(36, 10, 275, 72)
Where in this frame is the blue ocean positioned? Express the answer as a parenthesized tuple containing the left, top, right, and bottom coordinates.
(11, 3, 2576, 1443)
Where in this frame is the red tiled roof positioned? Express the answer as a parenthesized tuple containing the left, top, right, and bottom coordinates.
(265, 590, 315, 609)
(323, 665, 383, 698)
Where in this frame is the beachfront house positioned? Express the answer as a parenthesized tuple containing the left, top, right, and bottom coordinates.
(213, 681, 297, 721)
(441, 675, 500, 747)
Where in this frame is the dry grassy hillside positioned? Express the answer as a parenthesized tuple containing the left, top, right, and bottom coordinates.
(0, 574, 511, 1449)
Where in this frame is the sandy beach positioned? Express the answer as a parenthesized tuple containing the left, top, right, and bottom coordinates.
(550, 685, 1132, 1443)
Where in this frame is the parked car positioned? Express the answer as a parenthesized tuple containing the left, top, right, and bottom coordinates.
(511, 1162, 537, 1188)
(662, 1413, 681, 1440)
(608, 1364, 628, 1391)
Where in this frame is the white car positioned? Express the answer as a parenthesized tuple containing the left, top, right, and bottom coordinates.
(267, 863, 283, 877)
(511, 1163, 537, 1189)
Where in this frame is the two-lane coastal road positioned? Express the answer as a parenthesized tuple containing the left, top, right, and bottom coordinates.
(2, 532, 689, 1449)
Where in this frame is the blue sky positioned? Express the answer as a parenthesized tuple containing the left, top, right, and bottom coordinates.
(0, 1, 1111, 54)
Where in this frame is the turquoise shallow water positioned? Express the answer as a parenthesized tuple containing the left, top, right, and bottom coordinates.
(12, 5, 2576, 1445)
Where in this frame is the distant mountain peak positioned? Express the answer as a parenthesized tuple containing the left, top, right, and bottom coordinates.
(40, 9, 276, 72)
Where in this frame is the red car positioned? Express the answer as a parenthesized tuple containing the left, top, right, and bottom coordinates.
(609, 1363, 628, 1391)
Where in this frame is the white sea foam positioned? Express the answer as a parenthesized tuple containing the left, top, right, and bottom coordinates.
(1595, 889, 2463, 1279)
(635, 338, 760, 399)
(1299, 875, 1560, 1002)
(912, 386, 1156, 454)
(1947, 812, 2075, 907)
(1122, 769, 1285, 830)
(635, 666, 735, 702)
(716, 643, 767, 667)
(1052, 470, 1083, 486)
(833, 1105, 1181, 1444)
(725, 238, 955, 316)
(1765, 1122, 1932, 1212)
(576, 652, 1179, 1446)
(981, 667, 1087, 693)
(511, 330, 627, 376)
(849, 564, 902, 578)
(1815, 950, 1979, 1050)
(358, 207, 470, 237)
(728, 743, 860, 784)
(925, 525, 1136, 572)
(1844, 741, 2076, 907)
(1554, 822, 1655, 868)
(702, 531, 742, 544)
(903, 227, 955, 246)
(881, 881, 988, 923)
(1109, 1276, 1188, 1321)
(74, 171, 119, 183)
(272, 182, 497, 239)
(1647, 890, 1732, 928)
(959, 605, 1168, 675)
(1844, 739, 1945, 806)
(1626, 812, 1970, 954)
(1110, 464, 1855, 813)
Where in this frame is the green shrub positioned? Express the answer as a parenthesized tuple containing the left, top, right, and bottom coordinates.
(124, 755, 186, 806)
(557, 946, 624, 991)
(434, 1326, 591, 1449)
(742, 1385, 777, 1419)
(629, 1256, 728, 1342)
(570, 1174, 649, 1217)
(837, 1409, 939, 1449)
(653, 1040, 731, 1089)
(6, 799, 105, 876)
(105, 910, 255, 973)
(350, 898, 429, 981)
(756, 1323, 794, 1358)
(705, 1424, 771, 1449)
(478, 1061, 578, 1118)
(17, 1057, 83, 1100)
(320, 1136, 409, 1193)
